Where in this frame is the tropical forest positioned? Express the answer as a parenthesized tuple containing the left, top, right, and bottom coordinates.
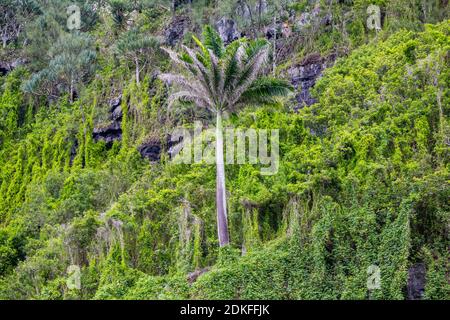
(0, 0, 449, 300)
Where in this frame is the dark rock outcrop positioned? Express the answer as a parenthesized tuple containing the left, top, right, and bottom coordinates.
(110, 103, 123, 121)
(93, 121, 122, 146)
(165, 15, 189, 46)
(173, 0, 192, 11)
(93, 93, 185, 162)
(0, 58, 25, 76)
(292, 2, 332, 32)
(138, 135, 184, 162)
(138, 139, 162, 162)
(407, 263, 427, 300)
(235, 0, 268, 21)
(0, 63, 9, 76)
(93, 95, 123, 146)
(215, 18, 241, 45)
(264, 21, 293, 40)
(288, 53, 335, 111)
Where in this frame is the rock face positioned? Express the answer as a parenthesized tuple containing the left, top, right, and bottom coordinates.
(256, 0, 268, 15)
(173, 0, 192, 11)
(93, 121, 122, 146)
(235, 0, 268, 21)
(138, 139, 162, 162)
(92, 94, 184, 162)
(265, 21, 292, 40)
(93, 96, 123, 146)
(215, 18, 240, 45)
(291, 2, 332, 34)
(0, 58, 24, 76)
(288, 53, 335, 111)
(407, 263, 427, 300)
(0, 62, 10, 76)
(138, 135, 183, 162)
(165, 15, 189, 46)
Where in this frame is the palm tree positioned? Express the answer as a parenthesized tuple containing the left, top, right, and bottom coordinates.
(159, 25, 292, 247)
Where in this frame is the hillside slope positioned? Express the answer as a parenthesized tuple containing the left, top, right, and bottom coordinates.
(0, 1, 448, 300)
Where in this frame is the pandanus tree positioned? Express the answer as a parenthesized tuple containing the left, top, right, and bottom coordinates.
(116, 28, 160, 85)
(23, 32, 96, 103)
(159, 26, 292, 247)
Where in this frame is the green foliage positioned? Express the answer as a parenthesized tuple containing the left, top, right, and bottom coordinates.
(0, 1, 448, 300)
(0, 68, 27, 144)
(193, 242, 289, 299)
(124, 274, 189, 300)
(23, 32, 97, 101)
(161, 24, 293, 113)
(116, 27, 160, 84)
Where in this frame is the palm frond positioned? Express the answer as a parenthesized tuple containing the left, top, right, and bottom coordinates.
(167, 91, 212, 111)
(159, 73, 210, 101)
(181, 45, 210, 78)
(181, 45, 217, 103)
(192, 35, 211, 67)
(244, 38, 270, 63)
(228, 45, 270, 106)
(208, 49, 224, 104)
(161, 47, 189, 69)
(238, 77, 293, 107)
(163, 27, 290, 116)
(202, 25, 224, 58)
(222, 40, 243, 94)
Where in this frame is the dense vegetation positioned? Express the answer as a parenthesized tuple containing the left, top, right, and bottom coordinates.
(0, 0, 448, 300)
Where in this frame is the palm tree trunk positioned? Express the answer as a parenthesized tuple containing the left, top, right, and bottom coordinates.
(216, 111, 230, 247)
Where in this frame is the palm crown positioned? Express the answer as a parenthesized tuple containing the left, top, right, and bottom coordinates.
(159, 25, 292, 115)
